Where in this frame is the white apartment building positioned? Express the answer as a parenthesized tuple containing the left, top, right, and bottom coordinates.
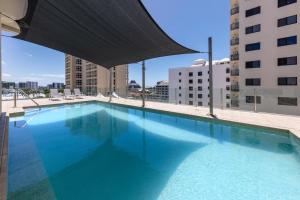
(230, 0, 300, 115)
(65, 55, 128, 96)
(169, 59, 231, 108)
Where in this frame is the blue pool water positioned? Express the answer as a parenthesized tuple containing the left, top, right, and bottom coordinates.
(8, 102, 300, 200)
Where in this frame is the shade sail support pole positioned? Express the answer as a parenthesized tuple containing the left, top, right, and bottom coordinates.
(142, 60, 145, 107)
(208, 37, 213, 116)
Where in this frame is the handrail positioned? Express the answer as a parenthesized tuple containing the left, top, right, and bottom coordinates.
(15, 89, 41, 110)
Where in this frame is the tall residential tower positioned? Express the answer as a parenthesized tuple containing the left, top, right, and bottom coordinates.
(230, 0, 300, 115)
(65, 55, 128, 96)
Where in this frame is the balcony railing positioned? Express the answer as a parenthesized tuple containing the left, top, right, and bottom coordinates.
(230, 38, 239, 46)
(230, 22, 239, 30)
(231, 85, 240, 92)
(231, 53, 239, 61)
(231, 69, 239, 76)
(230, 6, 239, 15)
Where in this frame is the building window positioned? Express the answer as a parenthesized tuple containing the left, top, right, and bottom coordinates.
(246, 6, 261, 17)
(226, 94, 231, 99)
(198, 79, 202, 84)
(226, 68, 230, 73)
(278, 0, 297, 8)
(277, 36, 297, 47)
(189, 86, 193, 91)
(226, 86, 230, 91)
(246, 60, 261, 68)
(179, 101, 181, 104)
(245, 42, 261, 51)
(198, 94, 203, 98)
(278, 56, 297, 66)
(226, 78, 230, 82)
(179, 86, 182, 90)
(245, 24, 261, 34)
(198, 86, 202, 91)
(189, 72, 193, 77)
(189, 94, 193, 98)
(278, 97, 297, 106)
(245, 78, 261, 86)
(179, 72, 182, 76)
(246, 96, 261, 104)
(198, 102, 203, 106)
(189, 79, 193, 84)
(278, 15, 297, 27)
(198, 71, 202, 76)
(179, 79, 181, 83)
(179, 93, 182, 97)
(189, 101, 193, 105)
(278, 77, 297, 85)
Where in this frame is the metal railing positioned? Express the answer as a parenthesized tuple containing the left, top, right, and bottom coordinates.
(14, 89, 41, 110)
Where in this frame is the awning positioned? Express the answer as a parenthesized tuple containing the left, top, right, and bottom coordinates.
(14, 0, 198, 68)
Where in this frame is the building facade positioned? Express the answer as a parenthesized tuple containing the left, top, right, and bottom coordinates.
(230, 0, 300, 115)
(65, 55, 128, 96)
(155, 81, 169, 101)
(169, 59, 231, 108)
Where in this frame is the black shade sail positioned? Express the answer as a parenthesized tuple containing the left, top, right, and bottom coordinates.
(14, 0, 198, 68)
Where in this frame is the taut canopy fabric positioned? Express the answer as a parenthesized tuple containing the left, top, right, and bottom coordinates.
(14, 0, 198, 68)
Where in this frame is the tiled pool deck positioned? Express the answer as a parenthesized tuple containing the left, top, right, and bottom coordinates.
(2, 96, 300, 139)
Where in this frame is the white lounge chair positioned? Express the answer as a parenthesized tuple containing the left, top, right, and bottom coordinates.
(112, 92, 121, 99)
(74, 88, 84, 99)
(49, 89, 62, 101)
(97, 92, 105, 98)
(64, 89, 75, 100)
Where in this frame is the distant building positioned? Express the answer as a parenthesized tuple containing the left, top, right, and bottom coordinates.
(155, 81, 169, 101)
(25, 81, 38, 90)
(48, 82, 64, 89)
(18, 82, 26, 89)
(2, 81, 15, 89)
(169, 58, 231, 108)
(128, 80, 141, 92)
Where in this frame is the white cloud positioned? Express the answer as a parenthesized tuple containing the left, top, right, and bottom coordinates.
(3, 73, 11, 77)
(40, 73, 65, 78)
(26, 53, 33, 57)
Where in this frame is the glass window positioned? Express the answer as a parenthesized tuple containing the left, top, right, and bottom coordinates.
(198, 94, 203, 98)
(246, 6, 261, 17)
(189, 93, 193, 98)
(245, 24, 261, 34)
(189, 86, 193, 91)
(278, 0, 297, 8)
(278, 77, 297, 85)
(278, 15, 297, 27)
(246, 96, 261, 104)
(245, 42, 261, 51)
(189, 72, 193, 77)
(198, 71, 202, 76)
(198, 79, 202, 84)
(245, 78, 261, 86)
(278, 97, 297, 106)
(246, 60, 261, 68)
(278, 56, 297, 66)
(277, 36, 297, 47)
(189, 79, 193, 84)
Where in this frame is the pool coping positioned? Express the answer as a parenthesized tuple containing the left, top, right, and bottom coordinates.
(12, 99, 293, 136)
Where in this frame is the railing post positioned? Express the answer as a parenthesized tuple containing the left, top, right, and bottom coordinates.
(220, 88, 223, 109)
(14, 90, 17, 108)
(254, 88, 257, 112)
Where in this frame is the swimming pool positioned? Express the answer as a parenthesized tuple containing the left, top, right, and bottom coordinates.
(8, 102, 300, 200)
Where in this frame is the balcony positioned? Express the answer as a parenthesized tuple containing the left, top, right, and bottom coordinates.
(230, 22, 239, 31)
(231, 69, 239, 76)
(231, 85, 240, 92)
(230, 38, 239, 46)
(230, 53, 239, 61)
(230, 6, 239, 15)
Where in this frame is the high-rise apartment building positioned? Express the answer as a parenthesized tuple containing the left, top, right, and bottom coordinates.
(169, 59, 231, 108)
(230, 0, 300, 115)
(65, 55, 128, 96)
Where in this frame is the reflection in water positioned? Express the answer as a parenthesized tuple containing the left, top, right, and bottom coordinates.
(8, 103, 300, 200)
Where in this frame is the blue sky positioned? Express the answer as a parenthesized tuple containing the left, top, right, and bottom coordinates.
(2, 0, 229, 86)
